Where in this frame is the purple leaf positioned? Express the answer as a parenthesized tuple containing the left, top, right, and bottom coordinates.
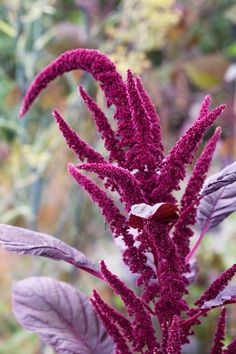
(201, 285, 236, 310)
(0, 224, 102, 279)
(197, 166, 236, 231)
(185, 258, 199, 285)
(12, 277, 114, 354)
(203, 161, 236, 195)
(127, 202, 179, 229)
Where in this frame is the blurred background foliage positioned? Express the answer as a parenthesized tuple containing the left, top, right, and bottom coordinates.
(0, 0, 236, 353)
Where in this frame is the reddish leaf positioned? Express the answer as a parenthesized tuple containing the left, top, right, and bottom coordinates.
(127, 203, 179, 229)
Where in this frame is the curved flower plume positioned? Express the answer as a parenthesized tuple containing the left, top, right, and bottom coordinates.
(53, 109, 105, 163)
(20, 48, 134, 150)
(76, 162, 145, 210)
(173, 127, 222, 258)
(79, 86, 123, 163)
(152, 104, 225, 202)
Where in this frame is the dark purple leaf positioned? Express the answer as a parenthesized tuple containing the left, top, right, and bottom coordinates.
(12, 277, 114, 354)
(202, 161, 236, 195)
(201, 285, 236, 310)
(127, 202, 179, 229)
(0, 224, 102, 279)
(197, 179, 236, 231)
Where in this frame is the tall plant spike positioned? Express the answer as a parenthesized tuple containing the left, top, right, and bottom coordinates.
(196, 264, 236, 307)
(210, 307, 226, 354)
(53, 109, 105, 163)
(8, 48, 231, 353)
(152, 104, 225, 202)
(173, 127, 222, 257)
(135, 76, 164, 165)
(79, 86, 123, 162)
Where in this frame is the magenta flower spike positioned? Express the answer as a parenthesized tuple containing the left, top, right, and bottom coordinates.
(167, 316, 181, 354)
(195, 264, 236, 307)
(90, 298, 132, 354)
(135, 76, 164, 165)
(197, 95, 211, 120)
(173, 127, 222, 257)
(100, 260, 160, 353)
(91, 290, 134, 343)
(53, 109, 105, 163)
(4, 48, 233, 353)
(76, 162, 146, 210)
(210, 307, 226, 354)
(67, 163, 128, 238)
(79, 86, 123, 163)
(152, 104, 225, 202)
(125, 69, 157, 171)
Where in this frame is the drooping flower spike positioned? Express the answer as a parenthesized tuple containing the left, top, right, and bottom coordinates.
(20, 49, 134, 151)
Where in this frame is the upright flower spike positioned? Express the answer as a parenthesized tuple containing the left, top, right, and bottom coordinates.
(76, 163, 146, 210)
(152, 104, 225, 202)
(198, 95, 211, 120)
(173, 127, 222, 258)
(68, 163, 129, 240)
(167, 315, 181, 354)
(91, 290, 135, 344)
(180, 127, 222, 214)
(135, 76, 164, 165)
(53, 109, 105, 163)
(195, 264, 236, 307)
(210, 307, 226, 354)
(90, 297, 132, 354)
(145, 223, 188, 324)
(125, 69, 157, 171)
(20, 49, 134, 150)
(100, 260, 159, 353)
(79, 86, 123, 162)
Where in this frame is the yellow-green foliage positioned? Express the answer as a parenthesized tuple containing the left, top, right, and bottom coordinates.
(105, 0, 180, 74)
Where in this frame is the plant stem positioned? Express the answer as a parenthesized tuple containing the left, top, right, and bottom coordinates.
(181, 309, 206, 327)
(185, 223, 209, 263)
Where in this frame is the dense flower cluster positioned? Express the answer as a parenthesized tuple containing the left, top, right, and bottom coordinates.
(17, 48, 236, 353)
